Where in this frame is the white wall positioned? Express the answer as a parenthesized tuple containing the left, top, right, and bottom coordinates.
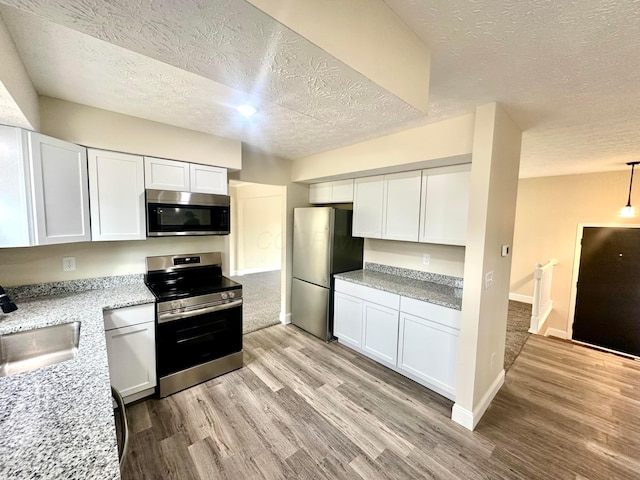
(0, 236, 226, 287)
(229, 183, 284, 275)
(0, 11, 39, 130)
(39, 96, 241, 170)
(364, 239, 465, 277)
(453, 103, 522, 430)
(510, 169, 635, 336)
(291, 113, 475, 182)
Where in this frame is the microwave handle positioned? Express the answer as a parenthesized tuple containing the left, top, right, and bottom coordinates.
(158, 299, 243, 324)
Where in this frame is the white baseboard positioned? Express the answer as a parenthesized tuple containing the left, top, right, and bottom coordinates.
(509, 293, 533, 304)
(452, 369, 505, 431)
(280, 312, 291, 325)
(232, 265, 280, 276)
(545, 328, 568, 339)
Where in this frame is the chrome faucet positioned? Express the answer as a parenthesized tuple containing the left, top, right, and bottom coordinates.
(0, 285, 17, 314)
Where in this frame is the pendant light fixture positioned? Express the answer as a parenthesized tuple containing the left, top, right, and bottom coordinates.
(620, 161, 640, 218)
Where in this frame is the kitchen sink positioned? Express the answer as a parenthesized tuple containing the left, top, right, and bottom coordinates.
(0, 322, 81, 377)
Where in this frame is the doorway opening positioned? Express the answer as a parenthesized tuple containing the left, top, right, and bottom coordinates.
(228, 180, 286, 334)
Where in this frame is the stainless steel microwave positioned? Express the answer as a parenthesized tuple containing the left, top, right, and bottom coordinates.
(146, 189, 230, 237)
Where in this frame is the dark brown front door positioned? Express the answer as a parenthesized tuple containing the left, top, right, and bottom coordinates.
(573, 227, 640, 357)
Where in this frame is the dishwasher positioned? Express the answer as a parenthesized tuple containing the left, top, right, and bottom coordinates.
(112, 386, 129, 470)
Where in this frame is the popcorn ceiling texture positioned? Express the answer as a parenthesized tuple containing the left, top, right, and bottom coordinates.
(383, 0, 640, 178)
(0, 1, 424, 159)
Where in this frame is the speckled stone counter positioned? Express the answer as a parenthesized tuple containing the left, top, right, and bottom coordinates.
(0, 276, 155, 480)
(334, 265, 463, 310)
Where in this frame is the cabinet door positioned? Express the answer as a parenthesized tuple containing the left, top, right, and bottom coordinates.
(382, 171, 422, 242)
(362, 301, 399, 366)
(88, 149, 145, 241)
(0, 126, 32, 247)
(330, 180, 354, 203)
(420, 166, 470, 246)
(397, 312, 459, 397)
(353, 176, 384, 238)
(334, 291, 363, 347)
(28, 132, 91, 245)
(309, 183, 331, 204)
(105, 321, 156, 400)
(190, 163, 228, 195)
(144, 157, 190, 191)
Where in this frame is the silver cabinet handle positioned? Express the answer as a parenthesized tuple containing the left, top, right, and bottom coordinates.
(158, 298, 243, 324)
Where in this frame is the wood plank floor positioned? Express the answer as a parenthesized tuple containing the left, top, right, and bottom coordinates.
(121, 326, 640, 480)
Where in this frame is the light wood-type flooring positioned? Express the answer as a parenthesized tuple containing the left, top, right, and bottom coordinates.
(121, 325, 640, 480)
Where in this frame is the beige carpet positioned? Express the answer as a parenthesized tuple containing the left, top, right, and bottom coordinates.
(505, 300, 532, 370)
(231, 270, 281, 334)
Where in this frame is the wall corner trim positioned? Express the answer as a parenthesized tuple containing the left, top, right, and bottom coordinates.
(509, 292, 533, 304)
(280, 312, 291, 325)
(452, 369, 505, 430)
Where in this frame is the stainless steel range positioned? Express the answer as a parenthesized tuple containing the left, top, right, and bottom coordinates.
(144, 252, 243, 397)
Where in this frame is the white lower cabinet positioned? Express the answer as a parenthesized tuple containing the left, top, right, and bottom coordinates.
(333, 292, 363, 348)
(334, 279, 460, 400)
(104, 303, 156, 404)
(362, 302, 399, 366)
(397, 312, 459, 398)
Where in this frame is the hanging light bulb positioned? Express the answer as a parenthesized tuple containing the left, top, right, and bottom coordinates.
(620, 161, 640, 218)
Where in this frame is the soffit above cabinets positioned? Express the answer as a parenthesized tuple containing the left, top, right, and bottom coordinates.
(0, 0, 428, 160)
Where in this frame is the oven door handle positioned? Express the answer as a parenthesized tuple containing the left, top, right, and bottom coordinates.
(158, 298, 243, 324)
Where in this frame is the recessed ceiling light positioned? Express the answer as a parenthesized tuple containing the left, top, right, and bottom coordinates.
(236, 105, 257, 117)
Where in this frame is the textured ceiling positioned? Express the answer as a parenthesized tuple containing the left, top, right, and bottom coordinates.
(0, 1, 423, 159)
(1, 0, 639, 177)
(383, 0, 640, 178)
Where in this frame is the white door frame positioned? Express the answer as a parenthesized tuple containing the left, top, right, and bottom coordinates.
(567, 223, 640, 341)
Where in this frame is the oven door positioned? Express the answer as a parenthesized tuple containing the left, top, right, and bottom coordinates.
(156, 300, 242, 377)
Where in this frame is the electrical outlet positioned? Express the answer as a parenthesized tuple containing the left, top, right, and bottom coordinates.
(422, 254, 431, 265)
(485, 271, 493, 289)
(62, 257, 76, 272)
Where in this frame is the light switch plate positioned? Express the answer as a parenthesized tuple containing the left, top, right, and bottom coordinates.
(501, 245, 511, 257)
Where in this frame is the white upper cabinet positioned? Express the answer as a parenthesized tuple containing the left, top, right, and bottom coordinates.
(144, 156, 227, 194)
(382, 171, 422, 242)
(309, 179, 354, 204)
(0, 126, 32, 247)
(88, 149, 145, 241)
(28, 132, 91, 245)
(190, 163, 228, 195)
(353, 176, 384, 238)
(144, 157, 190, 191)
(420, 165, 471, 246)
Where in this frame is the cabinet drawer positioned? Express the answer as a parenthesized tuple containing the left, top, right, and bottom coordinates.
(104, 303, 155, 330)
(400, 296, 461, 330)
(334, 279, 400, 310)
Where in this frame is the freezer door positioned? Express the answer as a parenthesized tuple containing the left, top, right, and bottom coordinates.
(293, 207, 332, 287)
(291, 278, 331, 341)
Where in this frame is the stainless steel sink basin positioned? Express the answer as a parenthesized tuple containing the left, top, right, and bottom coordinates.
(0, 322, 81, 377)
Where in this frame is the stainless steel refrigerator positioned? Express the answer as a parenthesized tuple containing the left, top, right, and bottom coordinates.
(292, 207, 364, 341)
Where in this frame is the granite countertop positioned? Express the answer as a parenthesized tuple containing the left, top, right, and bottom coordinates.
(334, 266, 463, 310)
(0, 279, 155, 480)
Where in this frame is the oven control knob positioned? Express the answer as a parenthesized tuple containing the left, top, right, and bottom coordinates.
(221, 292, 229, 300)
(228, 291, 235, 299)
